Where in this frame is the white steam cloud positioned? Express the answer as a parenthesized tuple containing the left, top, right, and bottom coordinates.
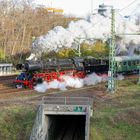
(29, 10, 140, 60)
(34, 73, 125, 93)
(34, 73, 107, 93)
(117, 74, 124, 80)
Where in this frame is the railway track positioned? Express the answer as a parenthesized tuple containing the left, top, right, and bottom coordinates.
(0, 75, 17, 81)
(0, 88, 33, 96)
(0, 85, 106, 107)
(53, 116, 85, 140)
(60, 124, 79, 140)
(0, 75, 17, 88)
(0, 74, 35, 90)
(0, 73, 138, 106)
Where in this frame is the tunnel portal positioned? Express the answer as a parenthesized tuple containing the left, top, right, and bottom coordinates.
(47, 115, 85, 140)
(30, 97, 93, 140)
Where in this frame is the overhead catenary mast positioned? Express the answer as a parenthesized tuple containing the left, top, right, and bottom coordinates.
(107, 8, 116, 93)
(97, 4, 116, 93)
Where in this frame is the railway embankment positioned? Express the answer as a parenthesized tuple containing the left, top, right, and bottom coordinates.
(0, 75, 140, 140)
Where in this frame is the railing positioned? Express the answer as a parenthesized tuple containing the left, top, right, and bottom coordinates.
(42, 97, 93, 106)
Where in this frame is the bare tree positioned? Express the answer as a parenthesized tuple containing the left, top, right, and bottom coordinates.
(0, 0, 78, 62)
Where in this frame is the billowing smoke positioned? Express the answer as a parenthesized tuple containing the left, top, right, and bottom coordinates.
(117, 74, 124, 80)
(61, 75, 84, 88)
(84, 73, 102, 86)
(34, 72, 126, 93)
(34, 73, 107, 93)
(34, 81, 48, 93)
(28, 9, 140, 60)
(34, 80, 67, 93)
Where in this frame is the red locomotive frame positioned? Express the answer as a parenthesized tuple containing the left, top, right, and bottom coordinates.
(13, 70, 85, 89)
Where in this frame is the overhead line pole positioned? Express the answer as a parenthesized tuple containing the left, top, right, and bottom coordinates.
(107, 8, 116, 93)
(75, 37, 100, 57)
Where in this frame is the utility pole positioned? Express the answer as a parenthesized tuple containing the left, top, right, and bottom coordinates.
(75, 37, 100, 57)
(74, 38, 81, 57)
(78, 43, 81, 57)
(107, 8, 116, 93)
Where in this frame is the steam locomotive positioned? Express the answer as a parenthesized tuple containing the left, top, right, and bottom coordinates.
(14, 55, 140, 88)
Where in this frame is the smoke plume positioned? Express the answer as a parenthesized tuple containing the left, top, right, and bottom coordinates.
(34, 73, 107, 93)
(28, 10, 140, 60)
(34, 72, 126, 93)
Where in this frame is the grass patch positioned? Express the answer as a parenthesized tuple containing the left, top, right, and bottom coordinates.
(0, 105, 36, 140)
(0, 77, 140, 140)
(91, 118, 140, 140)
(90, 77, 140, 140)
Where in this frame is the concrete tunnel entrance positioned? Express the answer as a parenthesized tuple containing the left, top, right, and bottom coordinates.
(47, 115, 85, 140)
(30, 97, 93, 140)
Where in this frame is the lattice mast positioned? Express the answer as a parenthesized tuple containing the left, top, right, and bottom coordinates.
(107, 9, 116, 93)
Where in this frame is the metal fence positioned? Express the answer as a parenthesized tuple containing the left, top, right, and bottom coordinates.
(42, 96, 93, 106)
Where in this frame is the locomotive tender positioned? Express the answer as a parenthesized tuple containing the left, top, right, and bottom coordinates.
(14, 55, 140, 88)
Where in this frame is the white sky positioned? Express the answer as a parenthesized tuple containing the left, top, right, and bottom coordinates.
(34, 0, 140, 17)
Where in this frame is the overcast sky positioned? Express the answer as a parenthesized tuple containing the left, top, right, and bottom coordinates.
(34, 0, 140, 17)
